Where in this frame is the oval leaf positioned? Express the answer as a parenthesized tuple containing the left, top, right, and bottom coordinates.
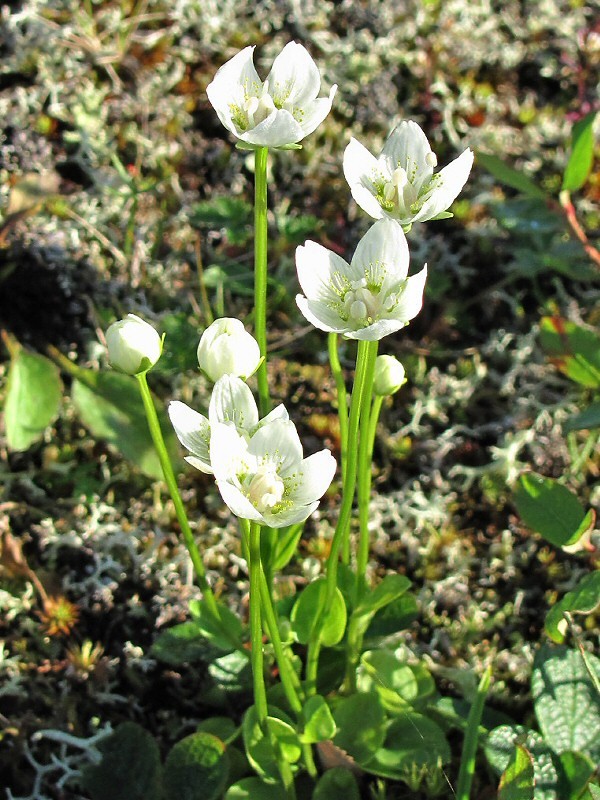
(498, 743, 535, 800)
(332, 692, 386, 764)
(514, 473, 591, 547)
(545, 572, 600, 644)
(312, 767, 360, 800)
(5, 349, 62, 451)
(562, 112, 597, 192)
(163, 732, 229, 800)
(364, 713, 451, 778)
(291, 579, 346, 646)
(485, 725, 559, 800)
(476, 152, 548, 200)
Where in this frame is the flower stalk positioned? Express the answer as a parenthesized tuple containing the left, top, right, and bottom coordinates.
(254, 146, 271, 417)
(136, 372, 219, 617)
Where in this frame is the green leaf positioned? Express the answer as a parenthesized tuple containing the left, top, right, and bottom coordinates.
(188, 598, 245, 652)
(81, 722, 162, 800)
(291, 579, 347, 646)
(539, 317, 600, 389)
(476, 152, 548, 200)
(156, 313, 201, 373)
(363, 713, 451, 778)
(563, 402, 600, 433)
(225, 777, 284, 799)
(242, 705, 301, 782)
(312, 767, 361, 799)
(151, 621, 214, 665)
(72, 370, 180, 480)
(532, 645, 600, 762)
(585, 785, 600, 800)
(485, 725, 559, 800)
(163, 732, 229, 800)
(364, 593, 419, 641)
(498, 743, 535, 800)
(300, 695, 337, 744)
(5, 349, 62, 451)
(208, 650, 253, 693)
(514, 473, 593, 548)
(196, 717, 239, 745)
(545, 572, 600, 643)
(562, 112, 597, 192)
(351, 574, 412, 639)
(558, 751, 595, 800)
(190, 197, 252, 245)
(332, 692, 386, 763)
(271, 523, 304, 572)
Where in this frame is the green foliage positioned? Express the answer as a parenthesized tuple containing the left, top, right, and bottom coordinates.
(563, 402, 600, 433)
(532, 645, 600, 762)
(332, 692, 386, 763)
(351, 575, 412, 640)
(224, 777, 283, 799)
(485, 726, 559, 800)
(312, 767, 360, 799)
(558, 751, 596, 800)
(72, 369, 180, 480)
(357, 649, 435, 713)
(189, 598, 245, 651)
(476, 152, 548, 200)
(4, 348, 62, 451)
(291, 579, 347, 646)
(364, 713, 450, 779)
(190, 197, 253, 246)
(514, 473, 593, 548)
(299, 695, 337, 744)
(539, 317, 600, 389)
(242, 705, 302, 782)
(163, 732, 229, 800)
(545, 572, 600, 644)
(498, 743, 535, 800)
(562, 112, 597, 193)
(81, 722, 162, 800)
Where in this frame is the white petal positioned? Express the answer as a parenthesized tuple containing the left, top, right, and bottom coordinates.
(295, 240, 350, 302)
(344, 318, 406, 341)
(216, 480, 263, 521)
(343, 138, 386, 219)
(258, 404, 290, 427)
(248, 419, 303, 474)
(286, 450, 337, 504)
(262, 501, 319, 529)
(209, 375, 259, 431)
(210, 422, 252, 481)
(413, 149, 474, 222)
(297, 87, 337, 137)
(381, 121, 434, 192)
(296, 294, 346, 334)
(267, 41, 321, 107)
(168, 401, 210, 461)
(350, 219, 410, 283)
(240, 109, 304, 147)
(185, 455, 213, 474)
(391, 264, 428, 323)
(206, 47, 262, 136)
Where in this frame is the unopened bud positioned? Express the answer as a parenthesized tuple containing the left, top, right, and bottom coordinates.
(197, 318, 261, 382)
(105, 314, 162, 375)
(373, 354, 406, 396)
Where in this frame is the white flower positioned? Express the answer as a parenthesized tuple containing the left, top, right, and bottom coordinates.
(373, 355, 406, 396)
(206, 42, 337, 148)
(343, 120, 474, 230)
(105, 314, 162, 375)
(169, 375, 288, 474)
(197, 318, 261, 382)
(296, 219, 427, 341)
(210, 418, 336, 528)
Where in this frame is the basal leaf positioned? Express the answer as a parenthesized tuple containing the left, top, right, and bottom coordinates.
(514, 473, 591, 547)
(545, 572, 600, 644)
(476, 152, 548, 200)
(563, 402, 600, 434)
(498, 743, 535, 800)
(5, 349, 62, 451)
(163, 732, 229, 800)
(485, 725, 559, 800)
(562, 112, 597, 192)
(539, 317, 600, 389)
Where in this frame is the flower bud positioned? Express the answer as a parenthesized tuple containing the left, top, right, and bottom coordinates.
(105, 314, 162, 375)
(373, 355, 406, 396)
(197, 318, 261, 382)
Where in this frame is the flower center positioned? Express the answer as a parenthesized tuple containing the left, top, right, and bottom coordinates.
(244, 81, 276, 127)
(381, 166, 419, 216)
(343, 279, 384, 325)
(246, 466, 285, 512)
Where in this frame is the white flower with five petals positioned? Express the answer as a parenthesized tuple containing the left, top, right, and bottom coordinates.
(296, 219, 427, 341)
(206, 42, 337, 148)
(168, 375, 288, 474)
(210, 418, 336, 528)
(343, 120, 473, 230)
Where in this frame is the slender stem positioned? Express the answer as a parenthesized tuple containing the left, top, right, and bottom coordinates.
(248, 521, 269, 726)
(456, 666, 492, 800)
(136, 372, 219, 617)
(328, 333, 350, 562)
(254, 146, 271, 417)
(305, 339, 375, 694)
(355, 342, 379, 600)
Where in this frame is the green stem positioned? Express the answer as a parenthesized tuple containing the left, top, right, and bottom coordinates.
(456, 666, 492, 800)
(328, 333, 349, 561)
(136, 372, 219, 617)
(248, 521, 269, 726)
(254, 146, 271, 417)
(355, 343, 379, 600)
(305, 339, 377, 694)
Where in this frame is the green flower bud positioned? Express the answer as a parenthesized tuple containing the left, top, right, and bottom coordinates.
(105, 314, 162, 375)
(373, 354, 406, 396)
